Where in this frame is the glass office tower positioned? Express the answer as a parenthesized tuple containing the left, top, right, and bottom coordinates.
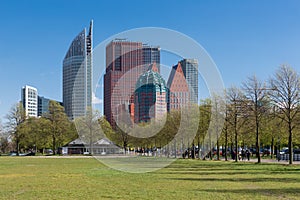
(63, 21, 93, 120)
(179, 59, 198, 104)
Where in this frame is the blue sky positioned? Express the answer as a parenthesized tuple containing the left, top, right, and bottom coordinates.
(0, 0, 300, 121)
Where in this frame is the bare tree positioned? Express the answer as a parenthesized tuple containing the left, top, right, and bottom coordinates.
(269, 65, 300, 164)
(210, 93, 225, 160)
(75, 107, 103, 154)
(242, 75, 269, 163)
(198, 99, 211, 159)
(5, 102, 26, 155)
(226, 87, 247, 162)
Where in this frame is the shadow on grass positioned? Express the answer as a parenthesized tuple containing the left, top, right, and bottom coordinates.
(198, 188, 300, 195)
(167, 177, 300, 183)
(164, 161, 300, 172)
(157, 170, 300, 176)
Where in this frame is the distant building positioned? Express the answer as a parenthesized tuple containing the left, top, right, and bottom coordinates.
(21, 85, 38, 117)
(142, 45, 160, 72)
(104, 40, 161, 126)
(63, 20, 93, 120)
(37, 96, 50, 116)
(38, 96, 63, 117)
(167, 62, 190, 111)
(134, 64, 168, 123)
(179, 59, 198, 104)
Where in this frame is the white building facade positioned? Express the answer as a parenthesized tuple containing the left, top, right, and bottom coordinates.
(22, 85, 38, 117)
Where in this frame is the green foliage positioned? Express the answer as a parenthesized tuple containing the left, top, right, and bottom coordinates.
(5, 101, 77, 155)
(45, 100, 77, 154)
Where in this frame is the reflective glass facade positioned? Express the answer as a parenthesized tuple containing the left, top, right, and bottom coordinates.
(38, 96, 63, 117)
(142, 45, 160, 72)
(63, 21, 93, 120)
(104, 40, 161, 126)
(179, 59, 198, 104)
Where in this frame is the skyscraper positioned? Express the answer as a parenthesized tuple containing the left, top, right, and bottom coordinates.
(135, 64, 167, 123)
(179, 59, 198, 104)
(167, 62, 190, 111)
(142, 45, 160, 72)
(104, 40, 143, 126)
(63, 21, 93, 120)
(21, 85, 38, 117)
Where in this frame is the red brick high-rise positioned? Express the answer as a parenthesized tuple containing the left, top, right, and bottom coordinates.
(104, 40, 160, 127)
(167, 62, 190, 111)
(104, 40, 143, 126)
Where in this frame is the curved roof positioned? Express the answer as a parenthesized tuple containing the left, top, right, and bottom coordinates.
(136, 67, 167, 93)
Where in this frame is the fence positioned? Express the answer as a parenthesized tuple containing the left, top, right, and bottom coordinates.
(279, 154, 300, 161)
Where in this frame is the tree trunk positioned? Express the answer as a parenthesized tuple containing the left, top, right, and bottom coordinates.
(256, 118, 261, 163)
(288, 121, 293, 164)
(235, 114, 238, 162)
(271, 137, 274, 159)
(198, 140, 200, 159)
(16, 138, 20, 156)
(225, 130, 228, 161)
(217, 140, 220, 160)
(52, 135, 56, 155)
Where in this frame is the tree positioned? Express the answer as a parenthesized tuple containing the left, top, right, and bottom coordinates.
(242, 75, 269, 163)
(5, 102, 26, 155)
(269, 65, 300, 164)
(98, 116, 115, 139)
(220, 90, 232, 161)
(20, 117, 52, 154)
(0, 120, 9, 153)
(198, 99, 211, 159)
(227, 87, 247, 162)
(210, 94, 225, 160)
(46, 100, 75, 155)
(75, 108, 103, 154)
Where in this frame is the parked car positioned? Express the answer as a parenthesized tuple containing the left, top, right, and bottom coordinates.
(261, 148, 271, 156)
(279, 148, 300, 154)
(9, 151, 35, 156)
(280, 147, 289, 155)
(24, 152, 35, 156)
(9, 152, 17, 156)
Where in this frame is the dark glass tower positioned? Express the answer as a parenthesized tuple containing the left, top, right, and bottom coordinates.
(179, 59, 198, 104)
(63, 21, 93, 120)
(142, 45, 160, 72)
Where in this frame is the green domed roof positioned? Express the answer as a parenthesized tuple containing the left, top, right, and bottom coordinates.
(136, 68, 167, 93)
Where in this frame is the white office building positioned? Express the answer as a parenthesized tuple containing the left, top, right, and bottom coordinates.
(21, 85, 38, 117)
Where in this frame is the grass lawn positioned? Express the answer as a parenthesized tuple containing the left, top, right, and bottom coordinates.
(0, 157, 299, 199)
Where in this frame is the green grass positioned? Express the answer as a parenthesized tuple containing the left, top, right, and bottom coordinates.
(0, 157, 299, 199)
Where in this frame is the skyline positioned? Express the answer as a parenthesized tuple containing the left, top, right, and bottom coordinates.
(1, 1, 300, 122)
